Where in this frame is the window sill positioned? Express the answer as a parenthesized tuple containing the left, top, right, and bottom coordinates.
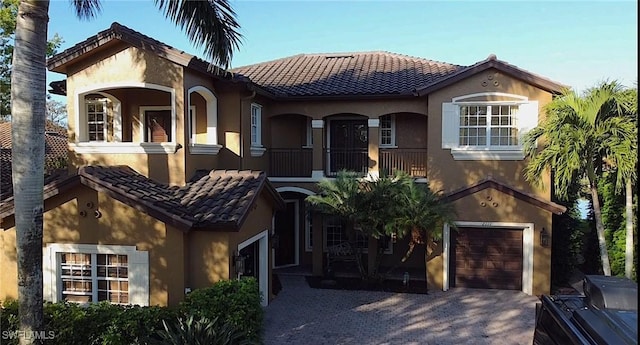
(188, 144, 222, 155)
(450, 148, 525, 161)
(250, 146, 266, 157)
(71, 142, 181, 154)
(379, 145, 398, 149)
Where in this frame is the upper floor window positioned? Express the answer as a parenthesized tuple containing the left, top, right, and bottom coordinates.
(380, 114, 396, 147)
(251, 103, 262, 147)
(441, 93, 538, 160)
(459, 105, 519, 147)
(86, 99, 107, 142)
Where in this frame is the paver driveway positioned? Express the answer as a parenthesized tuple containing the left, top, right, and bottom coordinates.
(263, 275, 539, 345)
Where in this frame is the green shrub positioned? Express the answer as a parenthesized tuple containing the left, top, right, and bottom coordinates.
(181, 278, 263, 342)
(154, 315, 256, 345)
(1, 278, 263, 344)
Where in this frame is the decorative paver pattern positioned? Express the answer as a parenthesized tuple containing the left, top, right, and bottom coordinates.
(264, 275, 539, 345)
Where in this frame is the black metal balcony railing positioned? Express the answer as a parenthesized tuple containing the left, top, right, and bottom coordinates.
(325, 148, 369, 177)
(379, 148, 428, 178)
(268, 148, 313, 177)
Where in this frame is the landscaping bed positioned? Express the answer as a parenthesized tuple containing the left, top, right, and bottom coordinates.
(305, 275, 429, 294)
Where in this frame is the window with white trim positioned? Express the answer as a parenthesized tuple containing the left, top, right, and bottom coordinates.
(305, 118, 313, 147)
(441, 93, 538, 160)
(86, 99, 107, 142)
(250, 103, 262, 146)
(459, 105, 519, 147)
(379, 114, 396, 147)
(44, 244, 149, 306)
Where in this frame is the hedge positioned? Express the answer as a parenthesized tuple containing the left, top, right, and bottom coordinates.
(0, 277, 262, 345)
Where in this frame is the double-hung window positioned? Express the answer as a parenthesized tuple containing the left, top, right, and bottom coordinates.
(379, 114, 396, 147)
(86, 99, 107, 141)
(442, 93, 538, 160)
(249, 103, 266, 157)
(44, 244, 149, 306)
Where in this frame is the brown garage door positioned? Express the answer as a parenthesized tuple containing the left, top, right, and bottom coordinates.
(452, 227, 523, 290)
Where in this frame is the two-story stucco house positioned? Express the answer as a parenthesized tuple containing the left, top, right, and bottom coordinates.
(1, 22, 566, 308)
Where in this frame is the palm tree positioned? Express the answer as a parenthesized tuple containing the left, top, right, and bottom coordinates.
(621, 85, 637, 279)
(523, 81, 637, 276)
(306, 170, 369, 277)
(10, 1, 241, 342)
(384, 177, 456, 288)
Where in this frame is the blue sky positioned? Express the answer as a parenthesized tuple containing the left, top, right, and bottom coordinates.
(47, 0, 638, 94)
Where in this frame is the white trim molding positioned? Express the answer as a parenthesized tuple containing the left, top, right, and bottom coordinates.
(70, 142, 181, 154)
(43, 243, 149, 306)
(451, 92, 529, 102)
(250, 146, 266, 157)
(442, 221, 534, 295)
(187, 86, 219, 146)
(275, 186, 316, 196)
(189, 144, 222, 155)
(238, 229, 270, 306)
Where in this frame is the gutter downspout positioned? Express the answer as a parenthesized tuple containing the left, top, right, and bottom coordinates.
(239, 89, 257, 170)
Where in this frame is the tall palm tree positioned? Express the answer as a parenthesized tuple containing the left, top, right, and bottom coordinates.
(523, 81, 636, 276)
(621, 85, 637, 279)
(384, 177, 456, 288)
(10, 1, 241, 342)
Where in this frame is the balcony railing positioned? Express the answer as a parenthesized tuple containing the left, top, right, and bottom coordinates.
(268, 148, 313, 177)
(379, 148, 428, 178)
(325, 148, 369, 177)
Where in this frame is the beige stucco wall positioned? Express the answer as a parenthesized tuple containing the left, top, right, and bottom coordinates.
(65, 45, 187, 186)
(1, 185, 187, 306)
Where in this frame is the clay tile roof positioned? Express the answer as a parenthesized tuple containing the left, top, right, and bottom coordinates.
(0, 122, 69, 199)
(231, 51, 465, 97)
(78, 165, 283, 231)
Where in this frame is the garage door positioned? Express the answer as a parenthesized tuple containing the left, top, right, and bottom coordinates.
(452, 227, 523, 290)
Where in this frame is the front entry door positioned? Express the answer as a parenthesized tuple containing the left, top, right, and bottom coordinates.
(329, 119, 368, 174)
(273, 200, 298, 267)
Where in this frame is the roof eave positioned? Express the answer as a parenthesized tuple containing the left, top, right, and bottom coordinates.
(414, 60, 567, 97)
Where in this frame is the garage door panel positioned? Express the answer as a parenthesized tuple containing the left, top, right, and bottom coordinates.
(452, 227, 523, 290)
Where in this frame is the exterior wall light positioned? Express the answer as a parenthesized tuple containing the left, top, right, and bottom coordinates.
(233, 251, 246, 279)
(540, 227, 550, 247)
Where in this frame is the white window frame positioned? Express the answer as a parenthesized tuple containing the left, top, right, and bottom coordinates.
(86, 99, 108, 142)
(379, 114, 396, 148)
(188, 105, 197, 145)
(250, 103, 265, 157)
(43, 243, 149, 306)
(441, 92, 538, 160)
(303, 117, 313, 148)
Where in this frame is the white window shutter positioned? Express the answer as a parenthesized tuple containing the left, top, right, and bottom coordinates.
(128, 250, 150, 306)
(518, 101, 539, 144)
(441, 102, 459, 149)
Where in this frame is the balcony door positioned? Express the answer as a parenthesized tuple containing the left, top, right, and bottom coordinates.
(329, 119, 368, 175)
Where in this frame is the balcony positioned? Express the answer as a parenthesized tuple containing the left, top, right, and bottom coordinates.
(269, 148, 313, 177)
(379, 148, 427, 178)
(325, 148, 369, 177)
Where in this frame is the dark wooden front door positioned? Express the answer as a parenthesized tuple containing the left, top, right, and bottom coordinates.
(452, 227, 523, 290)
(329, 119, 368, 174)
(146, 110, 171, 142)
(274, 201, 297, 267)
(240, 241, 259, 282)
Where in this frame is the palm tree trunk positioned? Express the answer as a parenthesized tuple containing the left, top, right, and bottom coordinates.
(589, 178, 612, 276)
(11, 1, 49, 343)
(625, 179, 634, 278)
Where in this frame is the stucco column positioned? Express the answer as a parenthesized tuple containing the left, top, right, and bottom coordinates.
(312, 212, 324, 276)
(367, 119, 380, 178)
(311, 119, 324, 179)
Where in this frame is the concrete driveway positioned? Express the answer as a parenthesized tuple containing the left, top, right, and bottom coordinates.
(263, 275, 539, 345)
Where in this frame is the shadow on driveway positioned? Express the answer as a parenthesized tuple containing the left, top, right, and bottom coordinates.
(264, 275, 539, 345)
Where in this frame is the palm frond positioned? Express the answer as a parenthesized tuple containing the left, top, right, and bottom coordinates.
(71, 0, 101, 20)
(154, 0, 242, 70)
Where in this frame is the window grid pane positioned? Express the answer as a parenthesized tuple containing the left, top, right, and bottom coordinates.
(59, 252, 129, 305)
(460, 104, 519, 147)
(86, 100, 107, 142)
(380, 115, 393, 146)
